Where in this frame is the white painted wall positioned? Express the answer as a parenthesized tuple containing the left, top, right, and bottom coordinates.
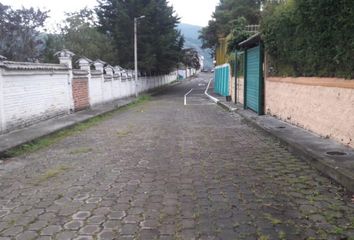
(102, 78, 113, 103)
(0, 69, 5, 133)
(89, 75, 103, 106)
(0, 54, 179, 134)
(0, 70, 70, 133)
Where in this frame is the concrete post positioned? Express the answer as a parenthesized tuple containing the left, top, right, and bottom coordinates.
(55, 49, 75, 113)
(77, 57, 92, 72)
(114, 66, 123, 98)
(105, 65, 114, 76)
(105, 65, 114, 101)
(0, 55, 6, 132)
(93, 60, 106, 103)
(55, 49, 75, 69)
(93, 59, 105, 73)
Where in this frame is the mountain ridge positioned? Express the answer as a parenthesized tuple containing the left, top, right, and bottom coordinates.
(177, 23, 213, 69)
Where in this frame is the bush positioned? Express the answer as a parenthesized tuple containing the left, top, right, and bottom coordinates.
(261, 0, 354, 79)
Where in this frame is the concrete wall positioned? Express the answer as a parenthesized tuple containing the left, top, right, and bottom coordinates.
(177, 68, 198, 80)
(89, 74, 103, 106)
(265, 77, 354, 148)
(0, 63, 71, 133)
(233, 76, 244, 105)
(0, 51, 178, 135)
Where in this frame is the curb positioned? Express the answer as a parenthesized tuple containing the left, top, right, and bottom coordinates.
(216, 101, 237, 112)
(205, 77, 354, 192)
(0, 99, 134, 159)
(204, 78, 237, 112)
(236, 110, 354, 193)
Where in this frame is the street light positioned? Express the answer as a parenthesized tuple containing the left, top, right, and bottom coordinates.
(134, 15, 145, 98)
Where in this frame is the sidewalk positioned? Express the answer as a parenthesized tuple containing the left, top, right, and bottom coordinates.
(206, 90, 354, 192)
(0, 97, 135, 157)
(0, 80, 183, 158)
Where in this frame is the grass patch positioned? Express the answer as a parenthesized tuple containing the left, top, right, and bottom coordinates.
(7, 219, 16, 226)
(258, 235, 270, 240)
(34, 165, 70, 185)
(2, 95, 151, 159)
(116, 130, 132, 138)
(332, 226, 344, 235)
(69, 147, 93, 155)
(278, 230, 286, 240)
(264, 213, 282, 226)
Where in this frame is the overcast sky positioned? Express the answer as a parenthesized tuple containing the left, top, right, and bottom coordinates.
(0, 0, 218, 29)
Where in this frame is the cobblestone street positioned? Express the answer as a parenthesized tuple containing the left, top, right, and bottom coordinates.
(0, 74, 353, 240)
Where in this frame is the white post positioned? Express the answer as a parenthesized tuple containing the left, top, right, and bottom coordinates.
(93, 60, 105, 104)
(0, 56, 5, 132)
(77, 57, 92, 72)
(134, 15, 145, 98)
(93, 60, 105, 73)
(105, 65, 114, 101)
(55, 49, 75, 113)
(134, 18, 139, 97)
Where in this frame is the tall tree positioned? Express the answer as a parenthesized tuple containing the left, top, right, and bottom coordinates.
(96, 0, 184, 74)
(43, 8, 118, 64)
(0, 3, 48, 61)
(199, 0, 262, 55)
(261, 0, 354, 78)
(182, 48, 201, 70)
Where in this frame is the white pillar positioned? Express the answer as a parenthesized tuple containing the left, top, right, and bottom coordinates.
(55, 49, 75, 113)
(105, 65, 114, 76)
(77, 57, 92, 72)
(0, 56, 5, 132)
(105, 65, 114, 101)
(93, 60, 105, 104)
(93, 59, 105, 73)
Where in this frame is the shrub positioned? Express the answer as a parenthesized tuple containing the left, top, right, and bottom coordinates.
(261, 0, 354, 79)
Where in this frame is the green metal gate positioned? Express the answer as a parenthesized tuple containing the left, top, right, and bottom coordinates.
(244, 45, 264, 115)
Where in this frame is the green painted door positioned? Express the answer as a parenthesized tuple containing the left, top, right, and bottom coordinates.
(245, 45, 263, 114)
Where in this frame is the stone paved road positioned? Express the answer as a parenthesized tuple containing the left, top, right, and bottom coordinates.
(0, 73, 353, 240)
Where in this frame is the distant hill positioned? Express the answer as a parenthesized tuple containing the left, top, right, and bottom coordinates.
(177, 23, 213, 69)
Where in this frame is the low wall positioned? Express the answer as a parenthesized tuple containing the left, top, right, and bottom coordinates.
(0, 55, 178, 135)
(265, 77, 354, 148)
(0, 62, 71, 134)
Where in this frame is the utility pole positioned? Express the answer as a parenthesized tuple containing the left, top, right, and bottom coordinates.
(134, 15, 145, 98)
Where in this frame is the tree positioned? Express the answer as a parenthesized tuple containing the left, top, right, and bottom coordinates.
(261, 0, 354, 78)
(226, 17, 252, 53)
(199, 0, 262, 55)
(0, 3, 48, 61)
(96, 0, 184, 74)
(182, 48, 201, 70)
(199, 20, 218, 58)
(42, 8, 118, 64)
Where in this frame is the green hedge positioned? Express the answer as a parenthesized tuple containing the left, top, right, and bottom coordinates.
(261, 0, 354, 79)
